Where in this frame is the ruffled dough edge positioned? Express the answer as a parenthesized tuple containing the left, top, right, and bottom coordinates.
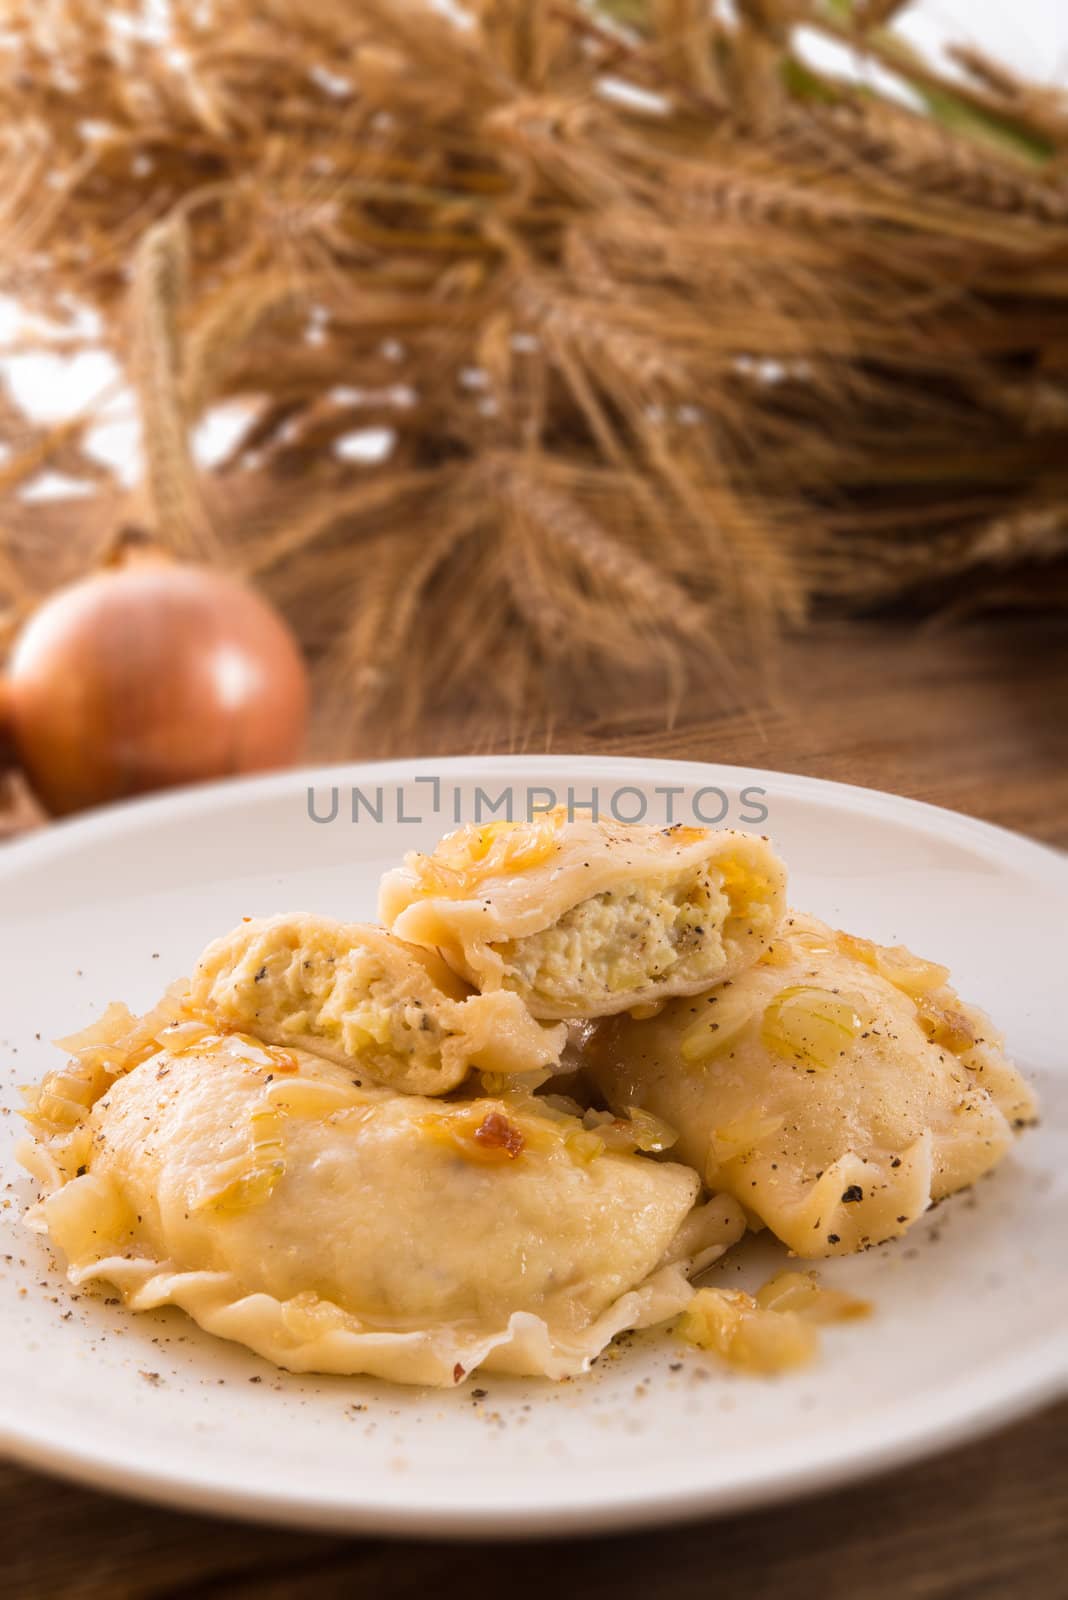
(22, 1160, 740, 1384)
(750, 1132, 937, 1258)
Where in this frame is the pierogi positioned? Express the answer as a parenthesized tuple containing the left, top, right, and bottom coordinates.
(380, 811, 787, 1020)
(189, 914, 566, 1095)
(21, 1026, 744, 1384)
(582, 912, 1036, 1257)
(18, 809, 1037, 1386)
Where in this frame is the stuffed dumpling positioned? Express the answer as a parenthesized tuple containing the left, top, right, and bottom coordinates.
(379, 811, 787, 1020)
(582, 912, 1036, 1258)
(20, 1023, 745, 1384)
(188, 914, 566, 1096)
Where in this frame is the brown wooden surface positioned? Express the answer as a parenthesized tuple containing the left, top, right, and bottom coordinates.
(5, 613, 1068, 1599)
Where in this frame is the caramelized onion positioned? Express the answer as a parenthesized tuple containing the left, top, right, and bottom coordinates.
(4, 549, 309, 815)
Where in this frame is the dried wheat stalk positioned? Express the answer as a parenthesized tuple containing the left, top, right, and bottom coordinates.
(0, 0, 1065, 749)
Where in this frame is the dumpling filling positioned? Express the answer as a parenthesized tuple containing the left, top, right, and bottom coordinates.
(493, 869, 742, 1011)
(189, 915, 565, 1096)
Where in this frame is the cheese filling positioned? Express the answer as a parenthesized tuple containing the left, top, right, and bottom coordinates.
(198, 940, 450, 1081)
(493, 870, 747, 1008)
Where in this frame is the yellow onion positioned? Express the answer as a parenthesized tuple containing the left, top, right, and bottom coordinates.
(3, 541, 309, 815)
(0, 675, 14, 769)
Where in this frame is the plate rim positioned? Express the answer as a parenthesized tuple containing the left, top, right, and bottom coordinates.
(2, 754, 1066, 880)
(1, 1346, 1063, 1540)
(2, 753, 1065, 1537)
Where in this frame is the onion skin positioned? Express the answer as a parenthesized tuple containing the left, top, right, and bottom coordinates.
(0, 675, 14, 771)
(6, 561, 309, 816)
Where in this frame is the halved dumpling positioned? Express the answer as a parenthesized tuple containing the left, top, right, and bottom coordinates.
(379, 811, 787, 1020)
(188, 914, 566, 1095)
(582, 912, 1036, 1257)
(20, 1029, 745, 1384)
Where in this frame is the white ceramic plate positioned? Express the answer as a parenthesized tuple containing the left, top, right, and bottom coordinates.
(1, 757, 1065, 1538)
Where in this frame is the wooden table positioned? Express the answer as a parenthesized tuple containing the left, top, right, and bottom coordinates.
(6, 614, 1067, 1599)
